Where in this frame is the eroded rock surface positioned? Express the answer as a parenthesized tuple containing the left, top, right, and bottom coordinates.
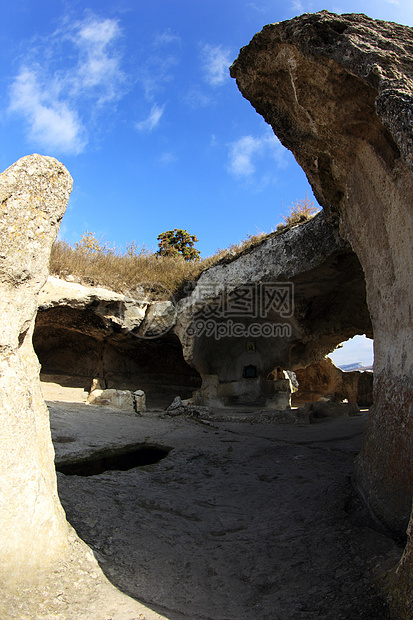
(230, 10, 413, 611)
(37, 226, 371, 411)
(0, 157, 170, 620)
(0, 155, 72, 582)
(293, 356, 373, 407)
(176, 211, 371, 406)
(36, 277, 201, 408)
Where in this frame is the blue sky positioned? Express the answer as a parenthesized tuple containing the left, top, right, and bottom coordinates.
(2, 0, 411, 365)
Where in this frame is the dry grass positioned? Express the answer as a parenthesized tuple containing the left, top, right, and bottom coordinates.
(50, 240, 203, 299)
(49, 231, 271, 299)
(50, 197, 319, 299)
(276, 195, 320, 231)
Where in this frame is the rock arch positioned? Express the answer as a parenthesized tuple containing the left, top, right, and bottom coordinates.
(176, 211, 371, 407)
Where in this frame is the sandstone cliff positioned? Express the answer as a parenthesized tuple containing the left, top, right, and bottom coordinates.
(35, 213, 371, 411)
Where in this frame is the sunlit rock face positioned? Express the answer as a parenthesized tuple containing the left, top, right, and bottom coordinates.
(293, 357, 373, 407)
(0, 155, 72, 581)
(176, 211, 371, 406)
(230, 10, 413, 610)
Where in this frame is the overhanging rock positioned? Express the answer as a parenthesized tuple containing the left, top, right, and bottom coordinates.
(176, 211, 371, 406)
(36, 277, 201, 407)
(230, 10, 413, 610)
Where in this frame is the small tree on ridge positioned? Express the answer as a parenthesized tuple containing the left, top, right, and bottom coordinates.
(156, 229, 200, 261)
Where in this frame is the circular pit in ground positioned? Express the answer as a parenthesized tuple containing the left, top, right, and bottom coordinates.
(56, 444, 172, 476)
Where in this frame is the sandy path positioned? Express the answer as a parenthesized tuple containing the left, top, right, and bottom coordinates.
(45, 390, 402, 620)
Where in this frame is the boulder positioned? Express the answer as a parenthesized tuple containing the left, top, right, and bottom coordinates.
(303, 401, 361, 421)
(0, 155, 72, 581)
(165, 395, 210, 418)
(133, 389, 146, 413)
(86, 387, 146, 413)
(87, 388, 135, 411)
(90, 376, 106, 391)
(230, 10, 413, 610)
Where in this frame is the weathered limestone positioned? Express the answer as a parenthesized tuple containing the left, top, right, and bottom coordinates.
(37, 220, 372, 411)
(36, 277, 201, 408)
(230, 9, 413, 610)
(300, 400, 361, 420)
(176, 211, 371, 406)
(0, 154, 174, 620)
(293, 357, 373, 407)
(87, 387, 146, 413)
(0, 155, 72, 581)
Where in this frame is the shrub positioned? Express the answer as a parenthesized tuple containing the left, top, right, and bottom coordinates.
(276, 195, 320, 231)
(49, 238, 203, 298)
(156, 229, 201, 261)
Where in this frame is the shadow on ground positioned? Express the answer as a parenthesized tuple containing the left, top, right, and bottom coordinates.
(50, 399, 402, 620)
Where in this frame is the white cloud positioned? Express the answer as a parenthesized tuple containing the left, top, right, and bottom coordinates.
(68, 17, 125, 104)
(184, 87, 212, 108)
(154, 30, 181, 46)
(228, 132, 288, 177)
(229, 135, 260, 176)
(201, 44, 232, 86)
(291, 0, 305, 12)
(137, 48, 179, 102)
(9, 68, 86, 154)
(8, 15, 125, 155)
(159, 152, 177, 164)
(135, 104, 165, 132)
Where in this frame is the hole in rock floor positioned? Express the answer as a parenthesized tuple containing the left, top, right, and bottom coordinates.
(56, 444, 171, 476)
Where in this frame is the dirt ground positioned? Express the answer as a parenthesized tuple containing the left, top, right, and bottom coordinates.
(36, 382, 404, 619)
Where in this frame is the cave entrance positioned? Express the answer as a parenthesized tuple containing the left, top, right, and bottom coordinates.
(33, 310, 202, 409)
(243, 364, 258, 379)
(56, 444, 171, 476)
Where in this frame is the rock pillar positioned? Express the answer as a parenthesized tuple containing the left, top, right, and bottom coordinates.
(0, 155, 72, 582)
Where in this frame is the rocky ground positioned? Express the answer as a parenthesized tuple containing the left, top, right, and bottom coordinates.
(41, 382, 403, 620)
